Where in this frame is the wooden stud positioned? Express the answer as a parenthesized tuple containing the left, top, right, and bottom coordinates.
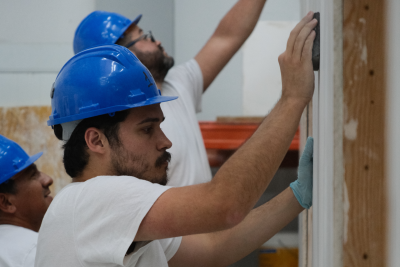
(343, 0, 387, 266)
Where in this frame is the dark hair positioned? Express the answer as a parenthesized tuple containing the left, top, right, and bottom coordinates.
(0, 179, 17, 194)
(53, 110, 130, 178)
(0, 179, 17, 216)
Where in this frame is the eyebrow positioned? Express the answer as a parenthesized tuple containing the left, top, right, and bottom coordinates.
(24, 164, 38, 179)
(139, 29, 143, 34)
(138, 117, 165, 125)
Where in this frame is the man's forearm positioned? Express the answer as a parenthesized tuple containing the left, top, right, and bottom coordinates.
(207, 188, 303, 266)
(195, 0, 267, 90)
(211, 97, 306, 221)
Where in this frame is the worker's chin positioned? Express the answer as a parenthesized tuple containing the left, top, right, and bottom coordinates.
(44, 195, 53, 207)
(151, 172, 168, 186)
(163, 56, 174, 71)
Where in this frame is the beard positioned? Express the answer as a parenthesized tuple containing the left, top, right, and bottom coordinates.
(110, 145, 171, 186)
(130, 45, 174, 83)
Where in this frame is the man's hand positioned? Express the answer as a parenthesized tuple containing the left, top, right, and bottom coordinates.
(290, 137, 314, 209)
(279, 12, 318, 105)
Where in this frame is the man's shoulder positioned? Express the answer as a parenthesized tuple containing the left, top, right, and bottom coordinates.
(165, 59, 200, 81)
(163, 59, 202, 97)
(0, 225, 38, 247)
(0, 224, 38, 237)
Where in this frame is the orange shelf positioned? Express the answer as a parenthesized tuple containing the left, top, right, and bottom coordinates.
(199, 121, 299, 151)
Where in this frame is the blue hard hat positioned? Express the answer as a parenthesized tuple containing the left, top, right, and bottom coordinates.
(73, 11, 142, 54)
(0, 135, 43, 185)
(48, 44, 178, 126)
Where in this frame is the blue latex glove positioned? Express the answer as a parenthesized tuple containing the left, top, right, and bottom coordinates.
(290, 137, 313, 209)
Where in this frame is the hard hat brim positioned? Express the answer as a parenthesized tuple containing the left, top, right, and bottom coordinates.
(0, 151, 43, 185)
(117, 14, 143, 43)
(48, 95, 178, 126)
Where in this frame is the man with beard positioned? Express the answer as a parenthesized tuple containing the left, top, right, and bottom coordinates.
(0, 135, 53, 267)
(36, 12, 316, 267)
(73, 0, 268, 187)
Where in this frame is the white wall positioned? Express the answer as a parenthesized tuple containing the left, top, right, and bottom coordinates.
(0, 0, 96, 107)
(174, 0, 301, 120)
(242, 21, 297, 116)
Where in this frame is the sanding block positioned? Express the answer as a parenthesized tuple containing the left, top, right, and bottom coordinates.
(312, 12, 320, 71)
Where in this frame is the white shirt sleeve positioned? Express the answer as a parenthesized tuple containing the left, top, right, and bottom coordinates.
(164, 59, 204, 113)
(73, 176, 171, 267)
(158, 237, 182, 261)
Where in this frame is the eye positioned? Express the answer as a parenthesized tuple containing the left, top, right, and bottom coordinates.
(30, 170, 39, 180)
(143, 127, 153, 134)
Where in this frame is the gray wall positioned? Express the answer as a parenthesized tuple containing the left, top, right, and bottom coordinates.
(96, 0, 175, 56)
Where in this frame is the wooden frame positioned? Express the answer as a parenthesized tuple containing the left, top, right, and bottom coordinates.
(300, 0, 387, 266)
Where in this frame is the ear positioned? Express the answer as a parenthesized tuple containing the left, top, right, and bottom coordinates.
(0, 193, 17, 214)
(84, 127, 109, 155)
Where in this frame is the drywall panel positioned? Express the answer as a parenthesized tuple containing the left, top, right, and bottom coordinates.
(242, 21, 297, 116)
(386, 0, 400, 266)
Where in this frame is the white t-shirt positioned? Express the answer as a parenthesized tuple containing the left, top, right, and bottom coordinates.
(161, 59, 212, 186)
(35, 176, 182, 267)
(0, 224, 38, 267)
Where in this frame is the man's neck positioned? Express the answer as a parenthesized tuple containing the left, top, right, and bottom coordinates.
(72, 164, 113, 183)
(156, 81, 163, 92)
(0, 217, 39, 232)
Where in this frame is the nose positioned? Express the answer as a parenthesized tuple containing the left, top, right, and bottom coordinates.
(40, 172, 54, 188)
(155, 40, 162, 46)
(157, 129, 172, 151)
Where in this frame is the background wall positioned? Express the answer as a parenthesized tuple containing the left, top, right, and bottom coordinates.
(0, 0, 95, 107)
(0, 0, 175, 108)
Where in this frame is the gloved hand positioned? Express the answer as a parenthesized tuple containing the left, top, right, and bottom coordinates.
(290, 137, 313, 209)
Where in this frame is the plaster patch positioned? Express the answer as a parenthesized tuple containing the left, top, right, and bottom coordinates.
(360, 44, 368, 64)
(360, 147, 379, 160)
(357, 18, 368, 65)
(343, 182, 350, 244)
(344, 119, 358, 140)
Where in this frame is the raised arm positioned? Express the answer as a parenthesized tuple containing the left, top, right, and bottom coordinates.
(195, 0, 267, 91)
(135, 12, 317, 242)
